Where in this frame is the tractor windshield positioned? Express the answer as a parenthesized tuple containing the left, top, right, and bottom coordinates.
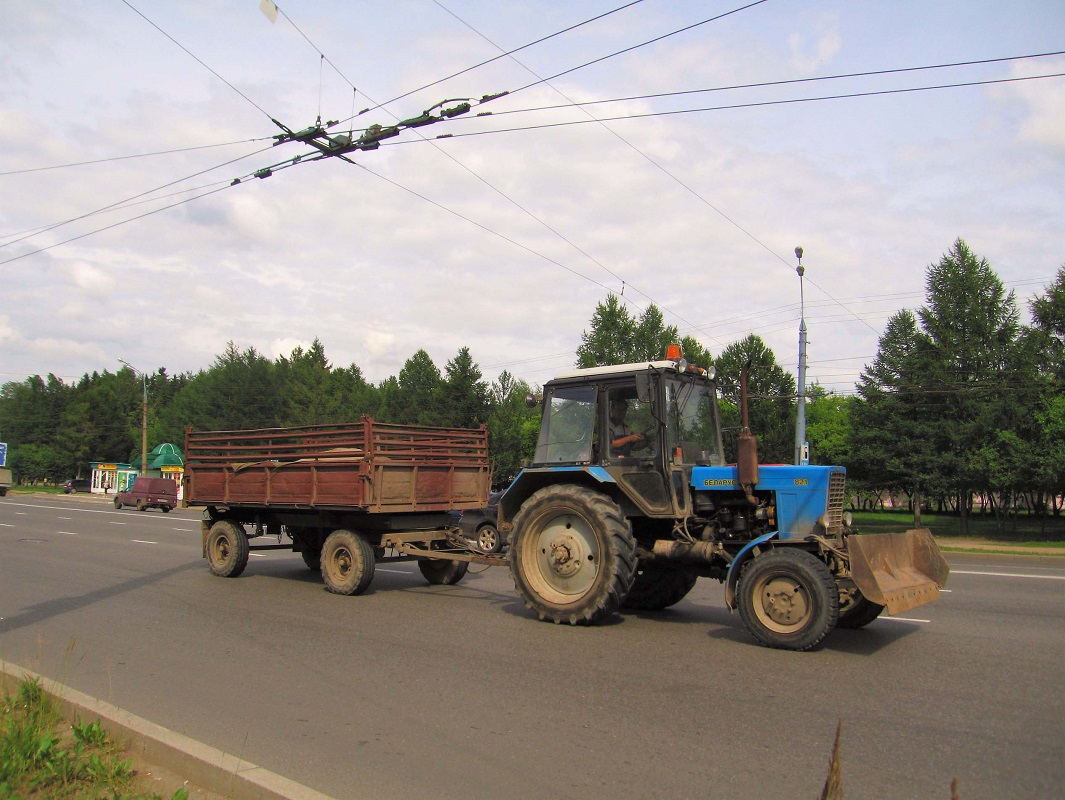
(533, 385, 597, 465)
(665, 376, 724, 466)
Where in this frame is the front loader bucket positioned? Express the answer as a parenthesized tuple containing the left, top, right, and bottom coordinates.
(847, 529, 950, 615)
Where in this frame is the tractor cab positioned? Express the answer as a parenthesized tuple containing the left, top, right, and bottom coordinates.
(503, 351, 725, 523)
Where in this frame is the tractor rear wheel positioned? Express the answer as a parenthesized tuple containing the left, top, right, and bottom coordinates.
(737, 548, 839, 651)
(509, 484, 636, 625)
(623, 562, 698, 610)
(837, 591, 885, 629)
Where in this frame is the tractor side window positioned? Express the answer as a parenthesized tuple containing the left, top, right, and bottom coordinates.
(606, 386, 654, 461)
(534, 386, 597, 465)
(666, 378, 723, 466)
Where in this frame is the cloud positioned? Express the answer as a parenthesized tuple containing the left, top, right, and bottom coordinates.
(787, 14, 842, 74)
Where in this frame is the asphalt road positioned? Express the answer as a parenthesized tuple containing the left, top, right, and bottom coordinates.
(1, 494, 1062, 799)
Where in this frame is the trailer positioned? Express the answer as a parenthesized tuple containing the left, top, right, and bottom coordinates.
(183, 417, 499, 594)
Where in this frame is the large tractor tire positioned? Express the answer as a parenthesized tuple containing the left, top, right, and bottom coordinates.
(418, 558, 469, 585)
(836, 591, 885, 629)
(736, 548, 839, 651)
(206, 520, 250, 578)
(623, 562, 698, 611)
(321, 529, 375, 595)
(509, 484, 636, 626)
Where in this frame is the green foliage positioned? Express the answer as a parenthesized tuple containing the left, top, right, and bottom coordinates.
(714, 334, 796, 464)
(805, 390, 855, 467)
(849, 239, 1061, 529)
(1, 676, 183, 800)
(576, 294, 680, 367)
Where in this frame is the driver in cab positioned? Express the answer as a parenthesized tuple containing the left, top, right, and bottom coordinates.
(609, 399, 647, 458)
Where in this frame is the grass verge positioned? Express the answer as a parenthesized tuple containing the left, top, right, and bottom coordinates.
(850, 510, 1065, 543)
(1, 676, 187, 800)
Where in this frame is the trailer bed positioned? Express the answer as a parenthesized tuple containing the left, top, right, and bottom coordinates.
(184, 417, 490, 512)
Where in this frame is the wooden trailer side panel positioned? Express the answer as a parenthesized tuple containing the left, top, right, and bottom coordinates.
(184, 417, 489, 512)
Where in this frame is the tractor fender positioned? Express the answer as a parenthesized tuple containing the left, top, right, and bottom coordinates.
(499, 467, 616, 527)
(724, 531, 779, 610)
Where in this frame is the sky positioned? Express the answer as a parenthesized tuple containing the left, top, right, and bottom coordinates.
(2, 0, 1063, 397)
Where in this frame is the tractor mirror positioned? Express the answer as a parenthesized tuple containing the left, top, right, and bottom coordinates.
(635, 374, 651, 402)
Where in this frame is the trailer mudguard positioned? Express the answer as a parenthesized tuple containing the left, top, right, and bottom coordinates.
(723, 531, 779, 610)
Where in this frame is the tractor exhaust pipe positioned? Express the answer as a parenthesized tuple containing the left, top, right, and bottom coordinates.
(737, 361, 759, 505)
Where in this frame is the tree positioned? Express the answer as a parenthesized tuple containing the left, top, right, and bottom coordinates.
(714, 335, 795, 464)
(576, 294, 680, 367)
(441, 347, 490, 428)
(851, 310, 942, 522)
(805, 389, 854, 469)
(576, 294, 636, 367)
(850, 240, 1028, 530)
(390, 350, 445, 426)
(918, 239, 1021, 533)
(486, 370, 539, 485)
(276, 339, 338, 426)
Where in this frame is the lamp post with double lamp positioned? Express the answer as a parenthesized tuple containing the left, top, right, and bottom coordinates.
(793, 247, 809, 467)
(118, 359, 148, 477)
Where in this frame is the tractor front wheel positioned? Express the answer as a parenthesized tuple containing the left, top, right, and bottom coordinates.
(737, 548, 839, 651)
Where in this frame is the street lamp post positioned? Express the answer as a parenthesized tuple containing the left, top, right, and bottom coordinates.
(119, 360, 148, 476)
(794, 247, 809, 466)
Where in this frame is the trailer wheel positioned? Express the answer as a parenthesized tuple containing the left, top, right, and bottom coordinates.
(321, 529, 375, 595)
(206, 520, 250, 578)
(623, 562, 698, 611)
(509, 484, 636, 626)
(301, 549, 322, 571)
(837, 592, 885, 629)
(737, 548, 838, 651)
(419, 558, 469, 585)
(114, 498, 122, 510)
(290, 529, 322, 571)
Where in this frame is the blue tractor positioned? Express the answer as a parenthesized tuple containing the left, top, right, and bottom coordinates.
(498, 349, 949, 650)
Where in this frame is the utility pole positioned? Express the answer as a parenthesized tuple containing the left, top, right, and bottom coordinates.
(794, 247, 809, 466)
(119, 360, 148, 476)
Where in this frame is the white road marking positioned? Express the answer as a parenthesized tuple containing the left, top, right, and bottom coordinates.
(250, 553, 266, 558)
(58, 516, 72, 520)
(132, 539, 157, 545)
(377, 568, 412, 574)
(883, 617, 931, 624)
(0, 523, 13, 527)
(110, 522, 126, 526)
(951, 569, 1064, 581)
(59, 531, 78, 536)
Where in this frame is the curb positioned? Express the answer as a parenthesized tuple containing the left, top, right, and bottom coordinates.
(0, 661, 335, 800)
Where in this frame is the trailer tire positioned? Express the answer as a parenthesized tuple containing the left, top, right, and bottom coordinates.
(418, 558, 469, 585)
(290, 529, 322, 571)
(321, 529, 375, 595)
(509, 484, 636, 626)
(737, 548, 838, 651)
(206, 520, 250, 578)
(837, 592, 885, 629)
(114, 498, 122, 510)
(623, 562, 698, 611)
